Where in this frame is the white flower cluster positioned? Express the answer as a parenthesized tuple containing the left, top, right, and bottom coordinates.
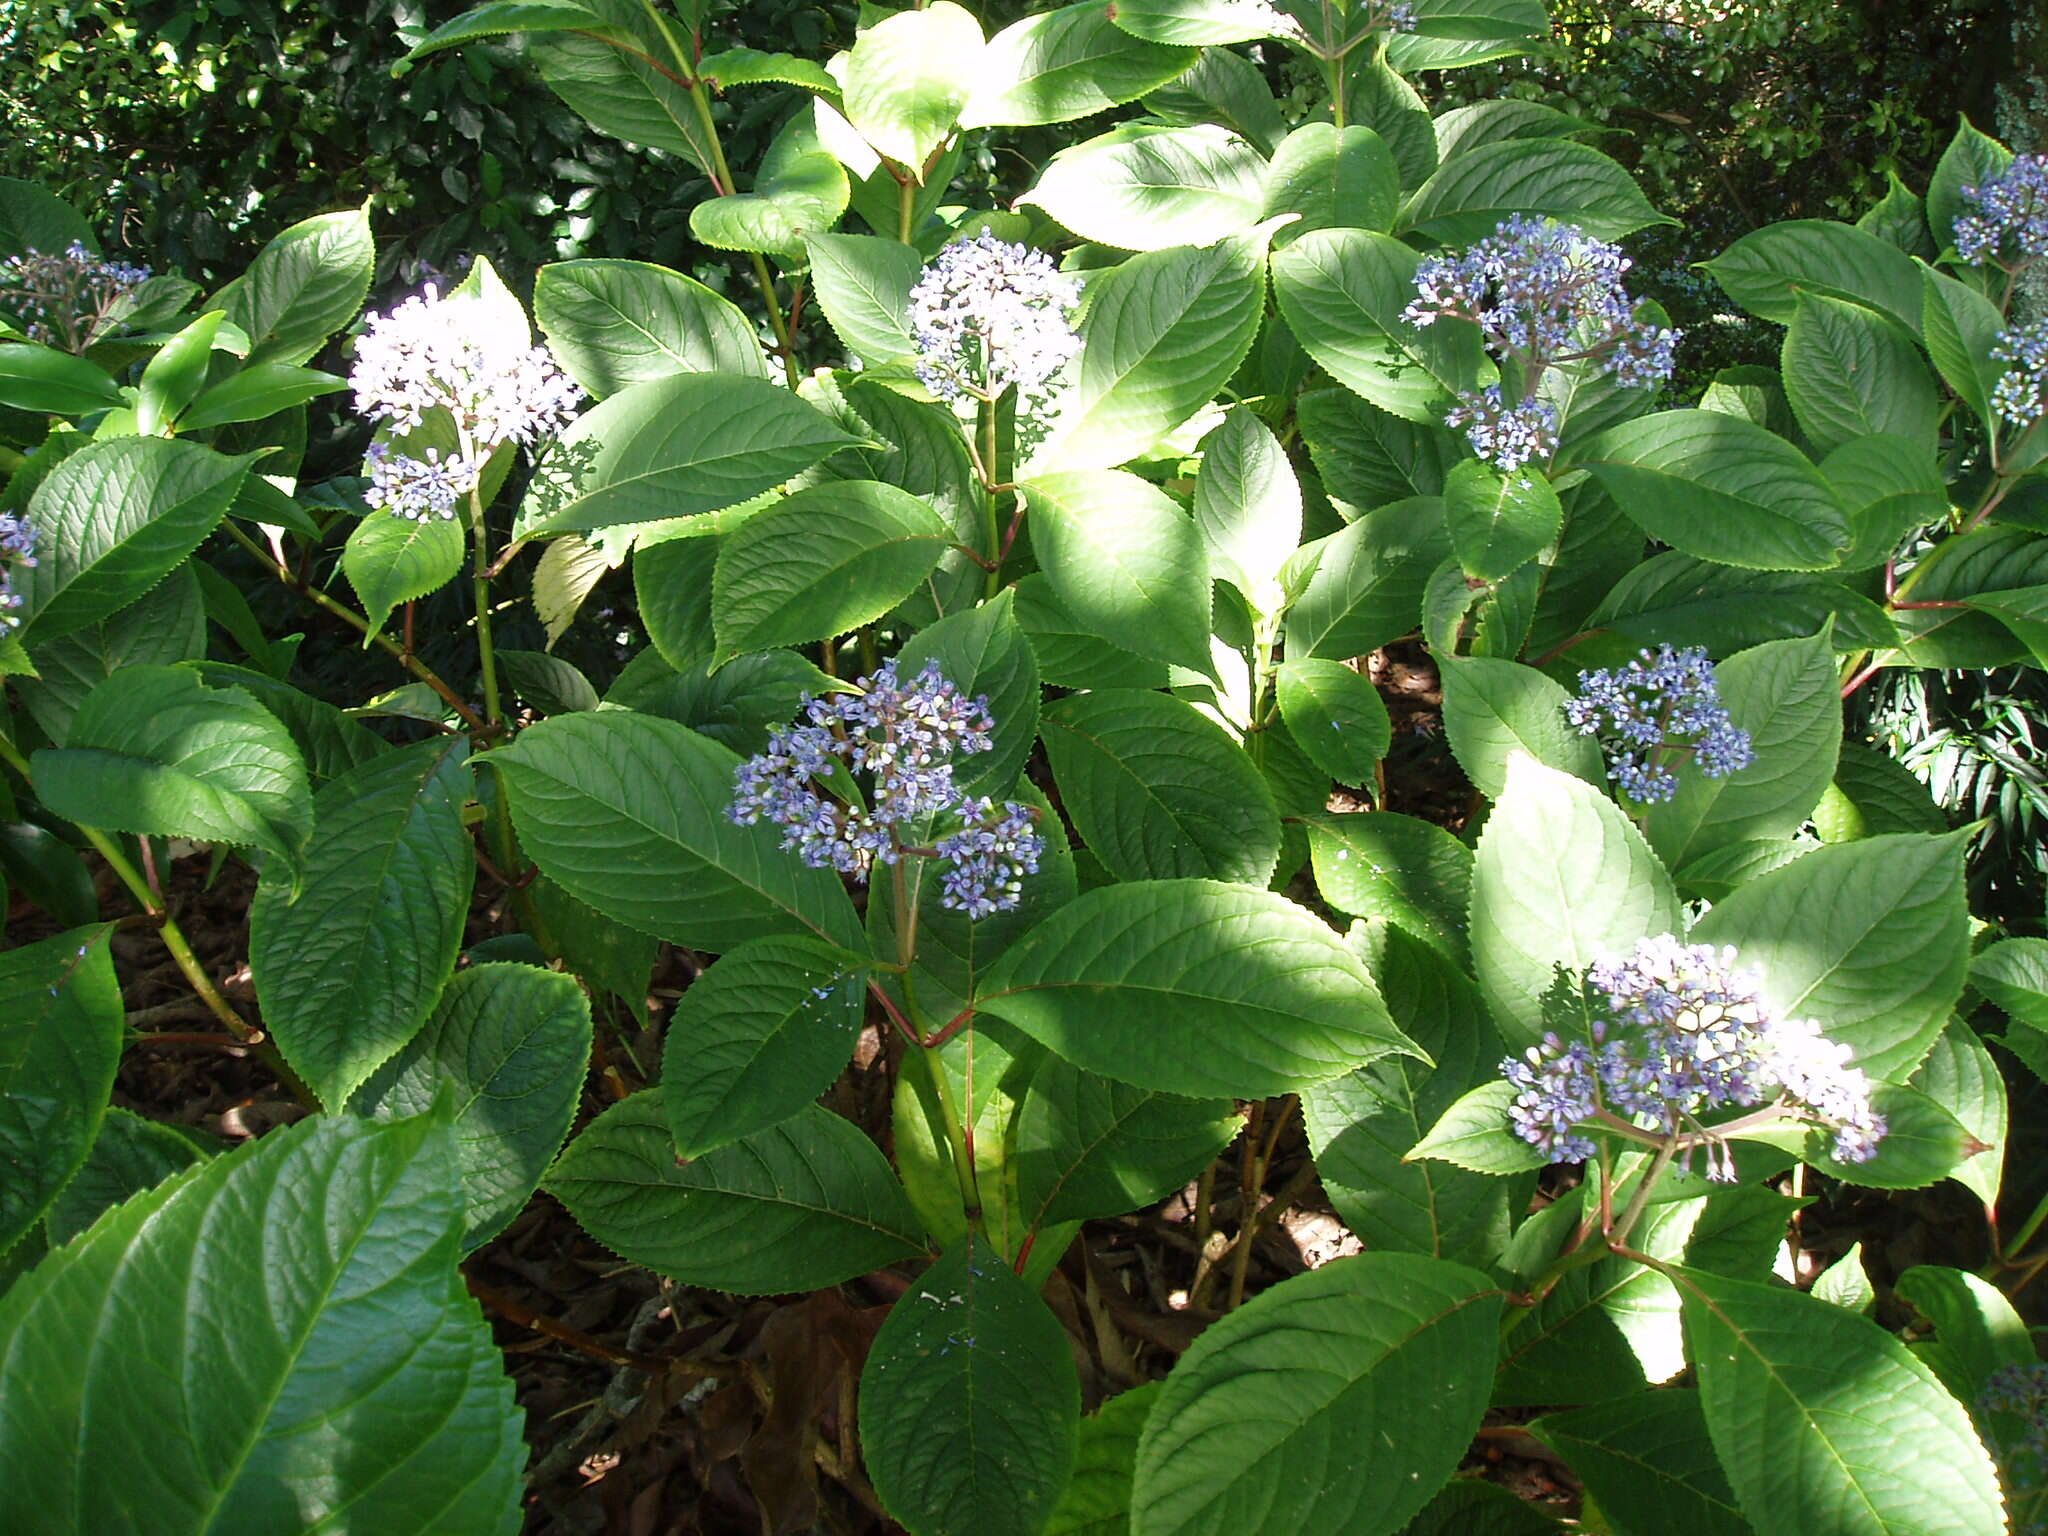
(907, 233, 1082, 409)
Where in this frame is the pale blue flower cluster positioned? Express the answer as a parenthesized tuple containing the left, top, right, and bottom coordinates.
(908, 233, 1082, 410)
(1565, 644, 1753, 803)
(1954, 154, 2048, 267)
(1992, 316, 2048, 430)
(1502, 937, 1886, 1181)
(728, 660, 1042, 918)
(0, 242, 152, 351)
(0, 511, 36, 631)
(1404, 216, 1679, 471)
(350, 283, 581, 520)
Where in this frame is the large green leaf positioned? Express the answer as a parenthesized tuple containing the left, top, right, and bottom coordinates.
(1272, 228, 1487, 423)
(1021, 124, 1268, 250)
(342, 506, 465, 638)
(1012, 571, 1170, 691)
(1582, 410, 1850, 572)
(1443, 455, 1562, 581)
(894, 590, 1041, 798)
(1436, 652, 1602, 799)
(209, 206, 374, 367)
(1276, 659, 1392, 784)
(1893, 1265, 2035, 1406)
(1282, 497, 1452, 660)
(1041, 688, 1281, 885)
(489, 708, 864, 953)
(14, 564, 205, 745)
(607, 646, 836, 756)
(805, 233, 922, 367)
(1109, 0, 1293, 44)
(0, 925, 121, 1255)
(842, 1, 984, 171)
(711, 480, 950, 659)
(1691, 832, 1970, 1082)
(0, 1112, 525, 1535)
(1677, 1267, 2005, 1536)
(1972, 937, 2048, 1030)
(1527, 1391, 1752, 1536)
(1921, 266, 2005, 426)
(963, 4, 1195, 129)
(1910, 1023, 2004, 1207)
(1045, 1385, 1160, 1536)
(351, 963, 592, 1251)
(1014, 1057, 1236, 1228)
(529, 0, 714, 171)
(1398, 139, 1670, 244)
(1037, 236, 1265, 472)
(0, 341, 123, 416)
(661, 936, 867, 1159)
(1471, 753, 1681, 1050)
(32, 664, 312, 871)
(1020, 469, 1213, 676)
(1701, 219, 1926, 336)
(976, 879, 1417, 1100)
(1782, 292, 1939, 456)
(41, 1107, 209, 1248)
(14, 437, 250, 644)
(689, 112, 849, 259)
(403, 1, 611, 60)
(248, 737, 474, 1108)
(1130, 1253, 1500, 1535)
(1304, 812, 1470, 963)
(1588, 556, 1896, 655)
(533, 258, 768, 396)
(1261, 123, 1400, 241)
(860, 1233, 1081, 1536)
(0, 175, 94, 258)
(547, 1091, 925, 1291)
(515, 372, 857, 535)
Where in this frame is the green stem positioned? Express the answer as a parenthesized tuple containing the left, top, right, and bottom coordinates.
(899, 175, 917, 245)
(1606, 1135, 1678, 1250)
(980, 399, 1002, 596)
(1327, 56, 1347, 126)
(901, 972, 983, 1231)
(462, 460, 502, 733)
(2003, 1187, 2048, 1265)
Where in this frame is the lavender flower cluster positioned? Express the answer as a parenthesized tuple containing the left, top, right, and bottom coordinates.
(908, 233, 1081, 415)
(1565, 644, 1754, 804)
(727, 660, 1043, 919)
(0, 242, 152, 352)
(1954, 154, 2048, 268)
(1982, 1363, 2048, 1477)
(1991, 316, 2048, 431)
(0, 511, 37, 631)
(349, 284, 582, 521)
(1403, 216, 1679, 472)
(1502, 936, 1887, 1182)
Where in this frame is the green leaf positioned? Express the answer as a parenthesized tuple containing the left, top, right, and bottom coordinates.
(1021, 124, 1268, 250)
(1893, 1264, 2035, 1406)
(248, 737, 474, 1108)
(1472, 753, 1681, 1050)
(1815, 741, 1948, 842)
(209, 206, 374, 368)
(1589, 555, 1897, 654)
(805, 233, 922, 367)
(1283, 497, 1451, 660)
(1020, 469, 1213, 676)
(529, 0, 713, 171)
(1813, 1244, 1876, 1312)
(1014, 1057, 1235, 1228)
(1443, 455, 1562, 581)
(1888, 526, 2048, 668)
(529, 876, 657, 1024)
(605, 646, 835, 756)
(1041, 689, 1281, 885)
(895, 590, 1041, 798)
(1110, 0, 1293, 44)
(661, 936, 867, 1159)
(1691, 831, 1970, 1082)
(1920, 266, 2004, 426)
(1436, 653, 1602, 799)
(547, 1092, 925, 1291)
(1387, 0, 1550, 68)
(1701, 220, 1926, 336)
(1130, 1253, 1501, 1536)
(175, 361, 347, 433)
(517, 373, 857, 536)
(1677, 1266, 2005, 1536)
(496, 647, 598, 714)
(1399, 139, 1671, 245)
(1641, 632, 1842, 869)
(15, 565, 205, 745)
(1399, 1480, 1563, 1534)
(977, 879, 1417, 1100)
(343, 506, 465, 639)
(404, 1, 610, 61)
(42, 1107, 209, 1248)
(531, 531, 615, 647)
(1922, 1018, 2007, 1207)
(1261, 123, 1400, 241)
(0, 1112, 525, 1533)
(1045, 1385, 1160, 1536)
(1193, 405, 1301, 605)
(1972, 937, 2048, 1029)
(0, 821, 98, 927)
(1012, 571, 1170, 690)
(533, 259, 769, 396)
(0, 341, 122, 416)
(861, 1233, 1081, 1536)
(33, 664, 312, 870)
(14, 437, 249, 645)
(963, 4, 1195, 129)
(490, 708, 865, 952)
(0, 925, 121, 1255)
(712, 480, 950, 659)
(1859, 172, 1935, 258)
(1272, 228, 1487, 424)
(135, 310, 226, 436)
(1038, 235, 1265, 473)
(1304, 811, 1469, 962)
(0, 176, 93, 259)
(689, 112, 849, 259)
(1431, 99, 1603, 160)
(842, 1, 984, 171)
(1583, 410, 1850, 571)
(634, 532, 716, 668)
(351, 963, 592, 1250)
(1275, 659, 1391, 785)
(1528, 1392, 1752, 1536)
(1782, 292, 1939, 456)
(1407, 1081, 1547, 1174)
(1142, 46, 1286, 153)
(1928, 117, 2013, 253)
(1740, 1081, 1972, 1191)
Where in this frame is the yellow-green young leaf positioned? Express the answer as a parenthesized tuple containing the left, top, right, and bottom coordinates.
(1132, 1253, 1501, 1536)
(531, 531, 615, 648)
(1021, 124, 1268, 250)
(842, 1, 984, 172)
(860, 1234, 1081, 1536)
(1783, 292, 1940, 456)
(1275, 659, 1392, 785)
(31, 664, 312, 872)
(208, 206, 374, 368)
(977, 879, 1418, 1100)
(1045, 1384, 1161, 1536)
(42, 1106, 208, 1247)
(488, 708, 865, 954)
(1691, 831, 1970, 1083)
(343, 506, 465, 639)
(1398, 138, 1672, 245)
(0, 925, 121, 1254)
(962, 4, 1194, 130)
(1041, 689, 1281, 885)
(711, 481, 950, 660)
(14, 437, 251, 645)
(0, 1113, 526, 1534)
(547, 1092, 925, 1292)
(1261, 123, 1400, 241)
(533, 259, 769, 396)
(0, 340, 123, 416)
(248, 737, 474, 1109)
(351, 963, 593, 1251)
(403, 0, 610, 62)
(516, 373, 857, 535)
(1527, 1391, 1750, 1536)
(1677, 1267, 2005, 1536)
